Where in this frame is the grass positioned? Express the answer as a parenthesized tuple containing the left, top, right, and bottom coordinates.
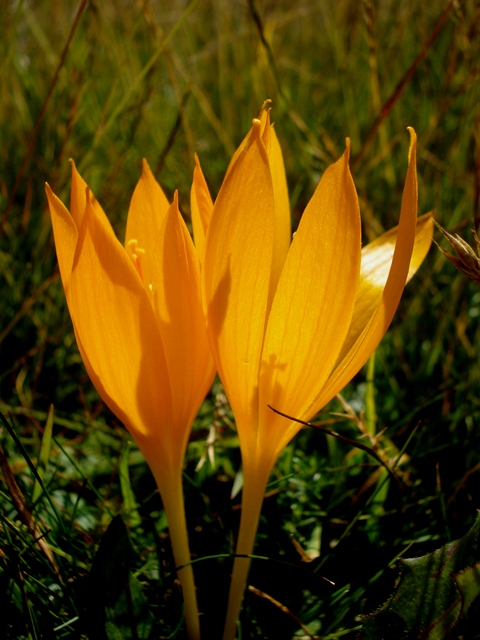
(1, 0, 480, 638)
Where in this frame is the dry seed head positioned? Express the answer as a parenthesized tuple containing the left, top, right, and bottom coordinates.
(435, 221, 480, 285)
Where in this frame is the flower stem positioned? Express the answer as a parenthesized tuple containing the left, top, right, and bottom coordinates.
(154, 469, 201, 640)
(222, 466, 271, 640)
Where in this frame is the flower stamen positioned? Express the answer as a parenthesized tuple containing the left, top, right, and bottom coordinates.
(127, 238, 146, 282)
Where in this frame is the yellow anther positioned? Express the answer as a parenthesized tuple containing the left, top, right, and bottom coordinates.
(260, 98, 272, 112)
(127, 238, 146, 282)
(127, 238, 145, 255)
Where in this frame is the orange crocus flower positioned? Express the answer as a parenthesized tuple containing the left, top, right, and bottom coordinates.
(201, 106, 433, 639)
(46, 159, 215, 640)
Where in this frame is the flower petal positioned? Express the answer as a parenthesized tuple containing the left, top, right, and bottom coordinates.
(69, 160, 111, 233)
(258, 141, 361, 454)
(223, 100, 271, 179)
(125, 159, 170, 289)
(231, 105, 291, 300)
(69, 190, 172, 450)
(336, 211, 434, 363)
(203, 119, 275, 447)
(190, 154, 213, 260)
(267, 119, 291, 300)
(313, 128, 420, 412)
(45, 183, 78, 298)
(152, 192, 215, 454)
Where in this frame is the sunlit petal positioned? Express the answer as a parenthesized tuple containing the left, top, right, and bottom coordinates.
(45, 184, 78, 297)
(268, 121, 291, 300)
(191, 154, 213, 260)
(125, 158, 170, 289)
(203, 119, 275, 449)
(69, 191, 172, 446)
(259, 142, 361, 454)
(46, 183, 138, 441)
(232, 105, 290, 300)
(152, 192, 215, 453)
(222, 100, 271, 180)
(336, 211, 434, 362)
(311, 128, 419, 413)
(69, 160, 111, 233)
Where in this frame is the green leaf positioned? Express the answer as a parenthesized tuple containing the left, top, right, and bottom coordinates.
(361, 514, 480, 640)
(453, 561, 480, 614)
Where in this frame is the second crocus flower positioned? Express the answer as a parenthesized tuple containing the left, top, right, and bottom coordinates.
(201, 106, 433, 639)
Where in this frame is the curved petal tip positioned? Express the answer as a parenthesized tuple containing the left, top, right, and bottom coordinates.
(344, 138, 351, 163)
(407, 127, 417, 164)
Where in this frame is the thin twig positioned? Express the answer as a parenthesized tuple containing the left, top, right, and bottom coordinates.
(247, 0, 284, 98)
(352, 0, 454, 171)
(0, 0, 88, 236)
(248, 585, 317, 639)
(0, 442, 62, 581)
(267, 405, 402, 492)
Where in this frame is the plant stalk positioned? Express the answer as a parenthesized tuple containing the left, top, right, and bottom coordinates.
(222, 465, 271, 640)
(153, 468, 201, 640)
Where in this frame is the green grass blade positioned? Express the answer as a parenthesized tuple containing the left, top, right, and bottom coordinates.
(31, 404, 54, 504)
(118, 440, 142, 529)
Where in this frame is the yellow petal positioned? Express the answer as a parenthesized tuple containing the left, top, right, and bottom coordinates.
(190, 154, 213, 260)
(152, 192, 215, 453)
(268, 121, 291, 300)
(46, 181, 172, 463)
(312, 128, 420, 412)
(336, 211, 434, 363)
(223, 100, 271, 179)
(69, 160, 111, 233)
(245, 106, 291, 307)
(125, 159, 170, 288)
(45, 183, 78, 298)
(69, 191, 173, 449)
(228, 104, 290, 302)
(258, 141, 361, 454)
(203, 119, 275, 447)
